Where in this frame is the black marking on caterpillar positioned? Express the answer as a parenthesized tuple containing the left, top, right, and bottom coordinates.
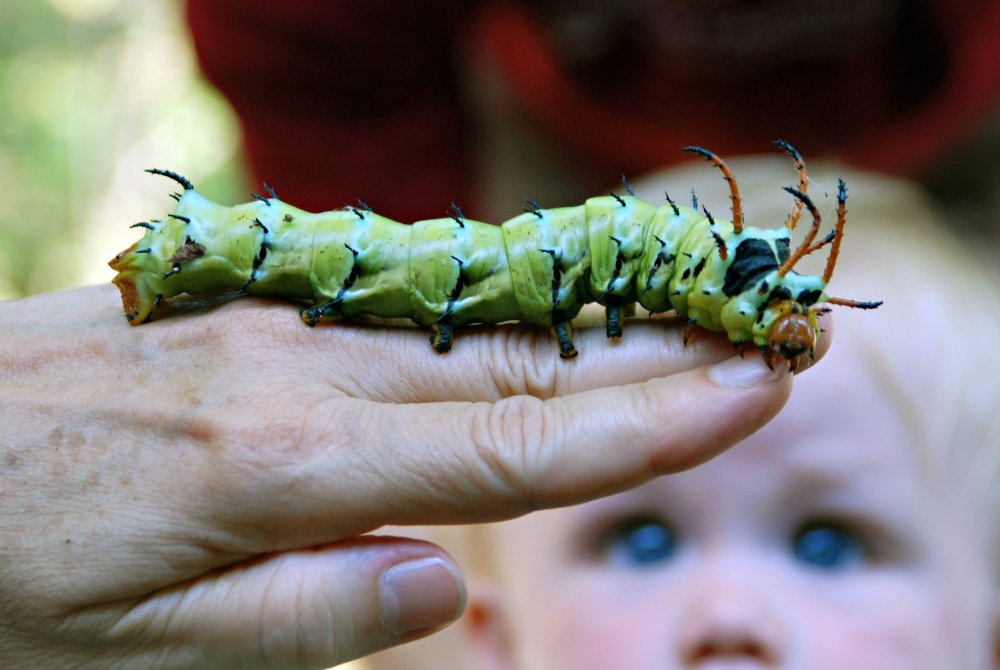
(664, 192, 680, 216)
(110, 142, 880, 368)
(145, 168, 193, 191)
(448, 202, 466, 228)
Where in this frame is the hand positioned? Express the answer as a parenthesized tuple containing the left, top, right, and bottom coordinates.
(0, 285, 807, 669)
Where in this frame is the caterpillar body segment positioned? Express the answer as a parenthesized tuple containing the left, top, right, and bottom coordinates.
(110, 144, 879, 368)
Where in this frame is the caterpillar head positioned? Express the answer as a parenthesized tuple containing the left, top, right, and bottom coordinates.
(763, 299, 821, 371)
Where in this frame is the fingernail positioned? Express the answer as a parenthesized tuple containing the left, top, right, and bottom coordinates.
(380, 557, 466, 636)
(709, 354, 784, 387)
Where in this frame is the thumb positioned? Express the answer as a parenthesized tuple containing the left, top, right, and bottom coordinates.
(109, 537, 465, 669)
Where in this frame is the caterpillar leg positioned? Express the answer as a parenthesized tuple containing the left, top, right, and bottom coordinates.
(552, 321, 578, 359)
(430, 322, 453, 353)
(761, 346, 785, 372)
(604, 302, 638, 338)
(606, 304, 624, 339)
(682, 321, 702, 346)
(300, 300, 344, 326)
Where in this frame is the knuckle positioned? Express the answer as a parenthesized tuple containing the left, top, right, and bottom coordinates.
(258, 557, 343, 668)
(468, 395, 552, 511)
(487, 326, 563, 400)
(222, 397, 331, 471)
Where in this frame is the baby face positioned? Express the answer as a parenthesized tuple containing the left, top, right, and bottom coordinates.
(471, 350, 999, 669)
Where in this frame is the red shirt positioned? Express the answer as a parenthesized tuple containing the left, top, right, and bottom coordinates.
(186, 1, 1000, 221)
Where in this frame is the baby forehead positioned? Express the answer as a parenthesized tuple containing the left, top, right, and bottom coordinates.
(671, 393, 936, 501)
(741, 377, 914, 469)
(684, 428, 925, 504)
(780, 341, 978, 480)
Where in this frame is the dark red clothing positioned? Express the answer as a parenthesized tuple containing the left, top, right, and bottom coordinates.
(186, 1, 1000, 221)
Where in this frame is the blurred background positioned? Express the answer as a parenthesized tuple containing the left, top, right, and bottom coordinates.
(0, 0, 245, 301)
(3, 0, 999, 303)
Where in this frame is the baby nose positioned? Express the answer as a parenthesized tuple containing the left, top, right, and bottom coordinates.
(676, 569, 785, 666)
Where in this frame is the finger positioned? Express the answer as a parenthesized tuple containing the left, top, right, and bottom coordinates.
(216, 300, 749, 403)
(213, 349, 793, 543)
(323, 316, 745, 403)
(351, 351, 793, 520)
(113, 288, 815, 406)
(78, 537, 465, 670)
(142, 290, 738, 403)
(219, 298, 831, 403)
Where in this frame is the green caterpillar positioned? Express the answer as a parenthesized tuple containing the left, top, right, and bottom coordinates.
(109, 142, 879, 369)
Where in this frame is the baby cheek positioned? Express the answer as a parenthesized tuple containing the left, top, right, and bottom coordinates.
(517, 578, 671, 669)
(795, 579, 964, 669)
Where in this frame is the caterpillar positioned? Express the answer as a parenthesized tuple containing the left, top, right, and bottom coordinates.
(109, 141, 880, 369)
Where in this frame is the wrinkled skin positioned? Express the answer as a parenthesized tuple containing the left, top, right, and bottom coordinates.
(0, 286, 811, 669)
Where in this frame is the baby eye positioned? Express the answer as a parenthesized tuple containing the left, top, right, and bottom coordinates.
(792, 523, 866, 571)
(605, 517, 677, 568)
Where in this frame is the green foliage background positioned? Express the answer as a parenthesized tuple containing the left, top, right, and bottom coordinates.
(0, 0, 245, 300)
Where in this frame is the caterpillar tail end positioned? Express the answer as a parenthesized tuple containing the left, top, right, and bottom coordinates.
(109, 242, 159, 324)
